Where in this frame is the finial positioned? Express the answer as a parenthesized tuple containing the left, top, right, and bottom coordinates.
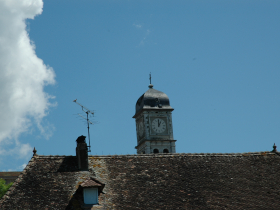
(272, 143, 277, 152)
(33, 147, 37, 156)
(148, 72, 153, 88)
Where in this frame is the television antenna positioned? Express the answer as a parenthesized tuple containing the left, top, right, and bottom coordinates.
(73, 99, 94, 152)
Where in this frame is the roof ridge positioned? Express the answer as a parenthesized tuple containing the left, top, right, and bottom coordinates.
(29, 151, 279, 159)
(88, 151, 278, 158)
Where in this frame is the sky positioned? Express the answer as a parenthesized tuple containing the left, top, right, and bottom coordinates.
(0, 0, 280, 171)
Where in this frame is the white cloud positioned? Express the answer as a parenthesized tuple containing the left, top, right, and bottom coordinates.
(139, 29, 151, 46)
(4, 163, 27, 172)
(132, 23, 152, 46)
(133, 23, 142, 28)
(19, 143, 33, 158)
(0, 141, 32, 159)
(20, 163, 27, 170)
(0, 0, 55, 158)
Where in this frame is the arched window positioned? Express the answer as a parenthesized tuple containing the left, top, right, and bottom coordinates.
(163, 149, 169, 153)
(153, 149, 159, 153)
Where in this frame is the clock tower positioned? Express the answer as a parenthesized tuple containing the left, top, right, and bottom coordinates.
(133, 82, 176, 154)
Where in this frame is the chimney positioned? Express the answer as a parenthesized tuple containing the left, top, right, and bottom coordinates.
(76, 135, 88, 171)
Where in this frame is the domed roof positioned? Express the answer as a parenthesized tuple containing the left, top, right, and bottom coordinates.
(134, 84, 173, 117)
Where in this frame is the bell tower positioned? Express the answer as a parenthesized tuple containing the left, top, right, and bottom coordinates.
(133, 79, 176, 154)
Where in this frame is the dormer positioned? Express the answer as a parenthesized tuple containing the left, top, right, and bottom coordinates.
(80, 178, 105, 208)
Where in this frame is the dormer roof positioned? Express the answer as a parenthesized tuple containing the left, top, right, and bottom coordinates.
(80, 178, 104, 190)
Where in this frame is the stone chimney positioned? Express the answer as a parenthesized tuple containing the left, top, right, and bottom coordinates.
(76, 135, 88, 171)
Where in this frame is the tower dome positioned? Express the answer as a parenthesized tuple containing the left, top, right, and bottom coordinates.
(134, 84, 173, 117)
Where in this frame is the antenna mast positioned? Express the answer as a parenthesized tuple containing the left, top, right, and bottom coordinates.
(73, 99, 94, 152)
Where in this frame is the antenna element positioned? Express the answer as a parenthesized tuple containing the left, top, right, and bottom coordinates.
(73, 99, 94, 152)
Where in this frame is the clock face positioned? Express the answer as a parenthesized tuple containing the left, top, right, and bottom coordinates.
(138, 121, 144, 136)
(151, 118, 166, 133)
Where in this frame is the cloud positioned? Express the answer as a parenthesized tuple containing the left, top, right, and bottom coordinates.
(0, 0, 55, 158)
(132, 23, 151, 45)
(4, 163, 27, 172)
(20, 163, 27, 170)
(139, 29, 151, 46)
(133, 23, 142, 29)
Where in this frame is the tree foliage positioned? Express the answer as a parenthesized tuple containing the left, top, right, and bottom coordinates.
(0, 179, 13, 199)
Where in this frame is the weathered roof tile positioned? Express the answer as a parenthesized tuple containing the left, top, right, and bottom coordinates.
(1, 152, 280, 209)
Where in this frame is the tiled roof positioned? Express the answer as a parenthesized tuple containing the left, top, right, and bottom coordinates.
(1, 152, 280, 209)
(80, 178, 103, 188)
(0, 172, 21, 177)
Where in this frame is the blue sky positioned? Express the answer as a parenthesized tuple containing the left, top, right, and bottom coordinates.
(0, 0, 280, 171)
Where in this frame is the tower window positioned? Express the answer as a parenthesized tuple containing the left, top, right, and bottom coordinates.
(163, 149, 169, 153)
(153, 149, 159, 153)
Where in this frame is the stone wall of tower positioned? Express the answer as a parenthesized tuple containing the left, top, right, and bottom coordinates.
(136, 140, 176, 154)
